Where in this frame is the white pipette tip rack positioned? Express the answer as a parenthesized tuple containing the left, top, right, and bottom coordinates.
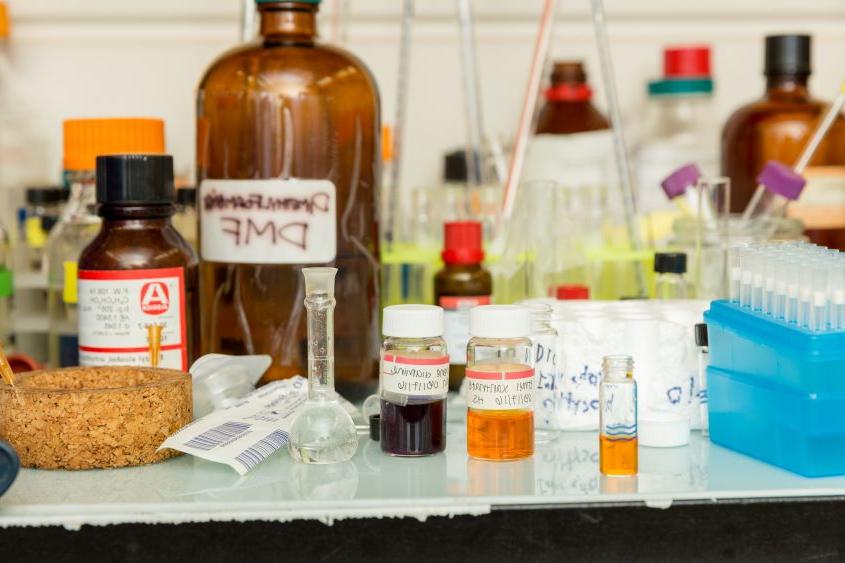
(729, 241, 845, 332)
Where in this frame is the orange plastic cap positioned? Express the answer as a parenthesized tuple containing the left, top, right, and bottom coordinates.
(63, 118, 166, 171)
(381, 124, 394, 164)
(0, 3, 9, 39)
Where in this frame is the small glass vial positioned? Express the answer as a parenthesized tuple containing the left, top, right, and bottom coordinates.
(653, 252, 690, 299)
(380, 304, 449, 456)
(599, 355, 638, 476)
(527, 303, 560, 443)
(694, 323, 709, 437)
(466, 305, 534, 461)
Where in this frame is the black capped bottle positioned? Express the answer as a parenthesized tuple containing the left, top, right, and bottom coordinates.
(78, 155, 198, 370)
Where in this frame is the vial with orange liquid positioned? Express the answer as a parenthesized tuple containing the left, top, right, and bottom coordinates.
(599, 355, 638, 476)
(465, 305, 534, 461)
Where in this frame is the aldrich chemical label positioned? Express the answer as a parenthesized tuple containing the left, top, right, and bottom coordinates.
(199, 178, 337, 264)
(78, 268, 188, 370)
(466, 365, 535, 410)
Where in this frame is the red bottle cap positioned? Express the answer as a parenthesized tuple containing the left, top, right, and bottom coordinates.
(663, 46, 711, 78)
(442, 221, 484, 265)
(556, 284, 590, 300)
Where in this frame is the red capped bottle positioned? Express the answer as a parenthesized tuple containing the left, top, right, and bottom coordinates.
(433, 221, 492, 389)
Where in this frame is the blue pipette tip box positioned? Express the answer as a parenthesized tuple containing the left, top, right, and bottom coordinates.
(705, 299, 845, 477)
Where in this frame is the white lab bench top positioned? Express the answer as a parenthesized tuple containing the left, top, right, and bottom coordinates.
(3, 404, 845, 531)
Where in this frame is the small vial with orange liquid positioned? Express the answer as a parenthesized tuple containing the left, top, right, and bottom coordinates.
(599, 355, 638, 476)
(465, 305, 534, 461)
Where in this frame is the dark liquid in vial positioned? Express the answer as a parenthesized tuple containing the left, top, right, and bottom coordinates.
(380, 398, 446, 456)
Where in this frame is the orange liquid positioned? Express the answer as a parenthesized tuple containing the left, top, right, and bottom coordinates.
(599, 435, 638, 475)
(467, 409, 533, 460)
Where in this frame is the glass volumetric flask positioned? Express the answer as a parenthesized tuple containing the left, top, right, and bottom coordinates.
(288, 267, 358, 464)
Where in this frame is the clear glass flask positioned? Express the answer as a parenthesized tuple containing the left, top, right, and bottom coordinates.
(599, 355, 638, 476)
(288, 267, 358, 464)
(527, 303, 561, 443)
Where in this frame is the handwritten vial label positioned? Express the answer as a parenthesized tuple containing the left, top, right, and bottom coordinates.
(199, 178, 337, 264)
(440, 295, 491, 365)
(381, 353, 449, 397)
(78, 267, 188, 370)
(466, 367, 535, 410)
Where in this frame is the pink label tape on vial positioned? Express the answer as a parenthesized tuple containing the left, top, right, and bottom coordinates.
(381, 354, 450, 397)
(465, 367, 535, 411)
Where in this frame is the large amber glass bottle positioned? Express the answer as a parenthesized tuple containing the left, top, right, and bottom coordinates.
(721, 35, 845, 214)
(196, 0, 380, 394)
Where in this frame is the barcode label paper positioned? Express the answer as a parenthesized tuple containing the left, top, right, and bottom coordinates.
(160, 376, 309, 475)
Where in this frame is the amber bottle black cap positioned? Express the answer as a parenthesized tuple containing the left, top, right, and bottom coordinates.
(765, 34, 811, 76)
(96, 154, 174, 206)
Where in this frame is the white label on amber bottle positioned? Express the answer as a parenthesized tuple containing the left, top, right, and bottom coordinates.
(381, 353, 450, 397)
(440, 295, 491, 365)
(78, 268, 188, 370)
(466, 366, 535, 411)
(199, 178, 337, 264)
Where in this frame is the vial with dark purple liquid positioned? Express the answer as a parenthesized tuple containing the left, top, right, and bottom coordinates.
(379, 305, 449, 456)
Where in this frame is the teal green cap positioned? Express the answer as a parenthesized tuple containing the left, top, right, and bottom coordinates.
(0, 268, 12, 298)
(648, 78, 713, 96)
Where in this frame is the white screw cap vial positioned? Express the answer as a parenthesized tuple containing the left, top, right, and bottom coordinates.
(469, 305, 531, 338)
(383, 304, 444, 338)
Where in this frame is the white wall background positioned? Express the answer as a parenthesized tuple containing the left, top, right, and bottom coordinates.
(5, 0, 845, 193)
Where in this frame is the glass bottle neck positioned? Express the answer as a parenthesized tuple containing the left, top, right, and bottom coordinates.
(765, 73, 810, 99)
(100, 215, 173, 229)
(259, 3, 317, 44)
(100, 206, 174, 222)
(602, 356, 633, 381)
(305, 291, 336, 401)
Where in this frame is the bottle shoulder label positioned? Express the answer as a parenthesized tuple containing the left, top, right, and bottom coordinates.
(199, 178, 337, 264)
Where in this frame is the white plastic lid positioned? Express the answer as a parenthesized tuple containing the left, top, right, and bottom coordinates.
(469, 305, 531, 338)
(383, 304, 444, 338)
(639, 417, 690, 448)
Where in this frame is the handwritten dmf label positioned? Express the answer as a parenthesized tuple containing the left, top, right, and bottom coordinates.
(466, 367, 535, 410)
(199, 178, 337, 264)
(381, 353, 449, 397)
